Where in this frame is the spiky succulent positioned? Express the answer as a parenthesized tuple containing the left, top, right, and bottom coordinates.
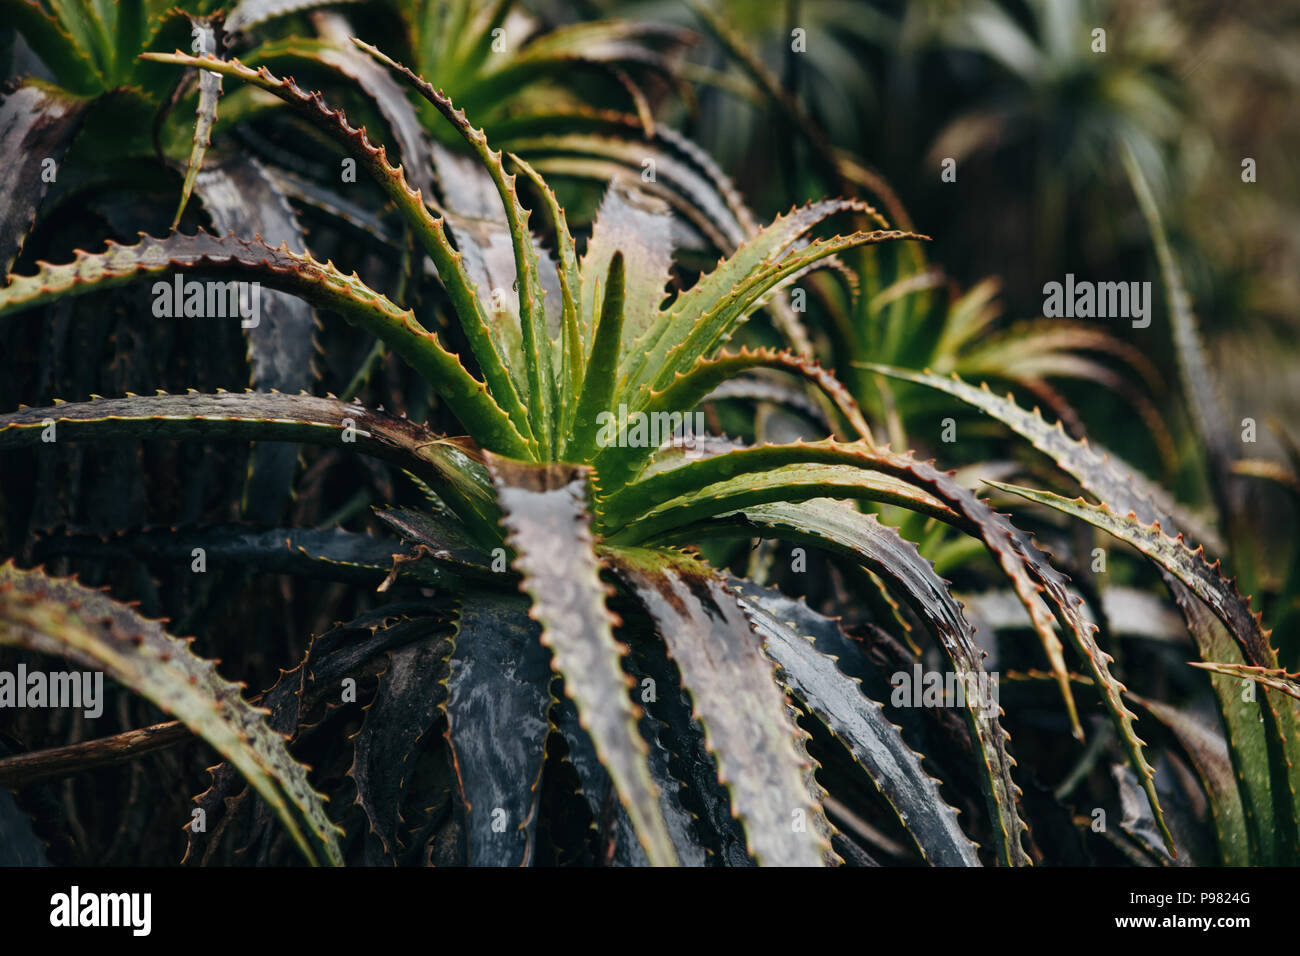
(2, 8, 1296, 870)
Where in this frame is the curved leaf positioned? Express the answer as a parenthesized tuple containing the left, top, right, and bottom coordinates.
(606, 546, 830, 866)
(0, 390, 439, 483)
(713, 501, 1025, 864)
(353, 39, 557, 453)
(0, 230, 530, 457)
(138, 51, 535, 449)
(645, 230, 924, 401)
(732, 576, 982, 865)
(0, 562, 342, 865)
(599, 347, 873, 487)
(619, 199, 884, 395)
(306, 12, 438, 198)
(566, 251, 625, 462)
(601, 436, 1180, 848)
(985, 482, 1275, 670)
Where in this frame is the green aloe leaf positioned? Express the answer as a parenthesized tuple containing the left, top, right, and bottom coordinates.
(566, 251, 625, 462)
(600, 438, 1074, 748)
(872, 364, 1294, 862)
(485, 453, 678, 865)
(354, 38, 557, 454)
(112, 0, 146, 87)
(606, 462, 956, 541)
(619, 199, 884, 397)
(0, 562, 343, 865)
(644, 230, 924, 402)
(0, 230, 530, 457)
(580, 181, 674, 360)
(44, 0, 110, 84)
(508, 152, 584, 431)
(594, 346, 874, 488)
(0, 0, 102, 93)
(139, 51, 535, 449)
(606, 546, 831, 866)
(1127, 692, 1250, 866)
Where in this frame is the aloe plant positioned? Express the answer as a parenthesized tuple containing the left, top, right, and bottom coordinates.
(0, 38, 974, 864)
(2, 6, 1292, 869)
(6, 19, 1182, 864)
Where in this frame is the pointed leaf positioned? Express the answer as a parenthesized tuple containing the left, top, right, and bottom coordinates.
(985, 482, 1275, 670)
(0, 230, 530, 457)
(710, 501, 1025, 864)
(171, 17, 222, 230)
(606, 547, 830, 866)
(731, 577, 982, 866)
(0, 562, 342, 865)
(353, 39, 556, 453)
(566, 251, 625, 461)
(581, 181, 674, 358)
(485, 454, 678, 865)
(139, 51, 535, 448)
